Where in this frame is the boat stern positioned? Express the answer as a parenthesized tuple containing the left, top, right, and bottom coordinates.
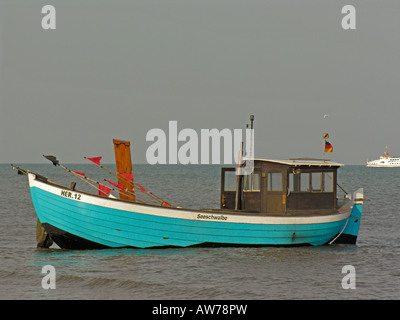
(334, 188, 364, 244)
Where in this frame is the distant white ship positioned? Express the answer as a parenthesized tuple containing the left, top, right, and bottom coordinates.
(367, 147, 400, 167)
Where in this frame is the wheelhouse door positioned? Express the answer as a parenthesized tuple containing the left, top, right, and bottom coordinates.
(220, 168, 238, 210)
(265, 170, 286, 214)
(242, 168, 261, 212)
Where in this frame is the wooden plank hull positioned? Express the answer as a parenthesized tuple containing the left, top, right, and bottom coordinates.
(28, 173, 361, 249)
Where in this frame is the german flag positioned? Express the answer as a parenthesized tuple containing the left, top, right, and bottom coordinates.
(324, 141, 333, 153)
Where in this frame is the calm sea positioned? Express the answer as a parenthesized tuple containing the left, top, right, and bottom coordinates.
(0, 163, 399, 300)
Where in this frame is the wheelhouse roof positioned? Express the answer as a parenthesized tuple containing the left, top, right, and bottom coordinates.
(252, 158, 344, 167)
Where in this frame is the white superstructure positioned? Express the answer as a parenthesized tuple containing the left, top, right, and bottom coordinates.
(367, 147, 400, 167)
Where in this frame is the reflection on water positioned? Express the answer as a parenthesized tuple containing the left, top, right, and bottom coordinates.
(23, 243, 386, 300)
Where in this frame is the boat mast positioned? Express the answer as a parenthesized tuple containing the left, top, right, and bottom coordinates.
(235, 142, 243, 211)
(249, 115, 254, 158)
(235, 115, 254, 210)
(250, 115, 254, 190)
(113, 139, 136, 202)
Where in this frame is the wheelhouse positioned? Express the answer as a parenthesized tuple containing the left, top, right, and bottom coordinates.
(221, 158, 343, 215)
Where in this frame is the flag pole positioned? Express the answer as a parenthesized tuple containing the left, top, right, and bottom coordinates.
(42, 155, 106, 194)
(102, 179, 157, 205)
(81, 175, 156, 205)
(84, 157, 173, 207)
(42, 155, 155, 205)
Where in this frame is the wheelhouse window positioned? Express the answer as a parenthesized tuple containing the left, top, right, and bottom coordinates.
(267, 172, 283, 191)
(300, 173, 310, 192)
(289, 171, 334, 193)
(323, 172, 333, 192)
(311, 172, 322, 192)
(244, 169, 261, 191)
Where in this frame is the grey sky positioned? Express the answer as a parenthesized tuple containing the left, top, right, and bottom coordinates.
(1, 0, 399, 165)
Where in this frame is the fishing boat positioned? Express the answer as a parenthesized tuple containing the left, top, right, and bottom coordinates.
(367, 146, 400, 167)
(15, 146, 364, 249)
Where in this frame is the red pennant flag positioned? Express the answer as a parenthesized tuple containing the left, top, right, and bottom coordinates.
(87, 156, 102, 166)
(161, 201, 172, 207)
(72, 171, 85, 177)
(135, 183, 146, 193)
(106, 180, 124, 189)
(120, 173, 134, 181)
(98, 184, 112, 197)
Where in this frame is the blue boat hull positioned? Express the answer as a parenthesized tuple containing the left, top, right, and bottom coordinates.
(28, 174, 361, 249)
